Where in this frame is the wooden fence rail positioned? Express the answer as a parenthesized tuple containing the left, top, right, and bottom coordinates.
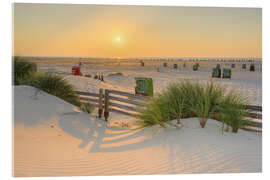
(76, 89, 262, 132)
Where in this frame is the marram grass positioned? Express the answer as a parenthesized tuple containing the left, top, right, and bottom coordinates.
(13, 57, 37, 85)
(25, 73, 81, 106)
(13, 59, 95, 113)
(136, 80, 249, 133)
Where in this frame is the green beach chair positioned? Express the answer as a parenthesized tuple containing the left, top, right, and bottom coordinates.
(135, 77, 154, 97)
(222, 68, 231, 78)
(193, 64, 199, 71)
(212, 68, 221, 78)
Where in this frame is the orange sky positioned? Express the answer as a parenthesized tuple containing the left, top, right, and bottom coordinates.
(13, 4, 262, 58)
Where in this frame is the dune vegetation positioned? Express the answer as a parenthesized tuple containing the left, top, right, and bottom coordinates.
(107, 72, 124, 76)
(13, 58, 94, 113)
(136, 80, 249, 133)
(13, 57, 37, 85)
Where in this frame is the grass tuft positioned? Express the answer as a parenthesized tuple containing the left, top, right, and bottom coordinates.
(107, 72, 124, 76)
(25, 73, 81, 106)
(80, 102, 95, 114)
(136, 80, 249, 133)
(218, 91, 249, 133)
(13, 57, 37, 85)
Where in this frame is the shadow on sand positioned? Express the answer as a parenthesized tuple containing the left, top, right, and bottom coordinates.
(58, 112, 170, 153)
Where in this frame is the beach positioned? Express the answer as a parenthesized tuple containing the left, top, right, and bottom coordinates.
(13, 59, 262, 177)
(36, 59, 262, 105)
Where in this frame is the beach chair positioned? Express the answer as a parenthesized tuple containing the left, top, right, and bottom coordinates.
(173, 64, 178, 69)
(71, 66, 82, 76)
(212, 68, 221, 78)
(163, 62, 168, 67)
(135, 77, 154, 97)
(250, 64, 255, 71)
(222, 68, 231, 78)
(193, 64, 199, 71)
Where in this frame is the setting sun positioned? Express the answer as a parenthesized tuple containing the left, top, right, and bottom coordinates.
(115, 37, 121, 42)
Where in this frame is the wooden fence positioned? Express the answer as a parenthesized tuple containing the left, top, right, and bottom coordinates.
(75, 89, 146, 119)
(76, 89, 262, 132)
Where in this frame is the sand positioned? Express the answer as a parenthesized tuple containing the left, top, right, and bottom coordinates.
(13, 86, 262, 177)
(37, 59, 262, 105)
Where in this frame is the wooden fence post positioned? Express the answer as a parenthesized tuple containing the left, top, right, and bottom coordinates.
(104, 89, 109, 122)
(98, 88, 104, 118)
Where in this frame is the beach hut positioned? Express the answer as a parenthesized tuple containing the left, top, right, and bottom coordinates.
(222, 68, 231, 78)
(231, 64, 235, 68)
(212, 68, 221, 78)
(135, 77, 154, 97)
(71, 66, 82, 76)
(242, 64, 246, 69)
(173, 64, 178, 69)
(163, 62, 167, 67)
(250, 64, 255, 71)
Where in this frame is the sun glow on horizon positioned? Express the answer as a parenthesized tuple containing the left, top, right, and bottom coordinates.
(13, 4, 262, 58)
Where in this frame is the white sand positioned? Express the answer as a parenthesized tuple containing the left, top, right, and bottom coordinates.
(37, 60, 262, 105)
(13, 86, 262, 177)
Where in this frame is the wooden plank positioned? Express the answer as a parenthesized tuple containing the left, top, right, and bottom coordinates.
(104, 90, 109, 121)
(109, 108, 137, 117)
(108, 95, 144, 106)
(108, 89, 149, 100)
(244, 120, 262, 128)
(246, 105, 262, 111)
(242, 126, 262, 132)
(75, 91, 100, 98)
(246, 112, 262, 119)
(109, 102, 138, 112)
(79, 96, 100, 103)
(98, 89, 104, 118)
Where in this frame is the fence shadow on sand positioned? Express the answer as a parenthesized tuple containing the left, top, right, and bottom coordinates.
(58, 112, 161, 153)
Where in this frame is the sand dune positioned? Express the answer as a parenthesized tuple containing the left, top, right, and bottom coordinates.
(13, 86, 262, 177)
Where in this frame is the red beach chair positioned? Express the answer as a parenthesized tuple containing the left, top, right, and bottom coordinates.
(72, 66, 83, 76)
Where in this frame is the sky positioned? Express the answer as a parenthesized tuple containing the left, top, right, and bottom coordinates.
(13, 3, 262, 58)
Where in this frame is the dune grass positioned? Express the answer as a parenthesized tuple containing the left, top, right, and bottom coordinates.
(13, 57, 37, 85)
(26, 73, 95, 113)
(13, 59, 94, 113)
(136, 94, 171, 128)
(25, 73, 81, 106)
(107, 72, 124, 76)
(187, 81, 225, 128)
(136, 80, 249, 133)
(80, 102, 95, 114)
(218, 91, 249, 133)
(136, 81, 191, 129)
